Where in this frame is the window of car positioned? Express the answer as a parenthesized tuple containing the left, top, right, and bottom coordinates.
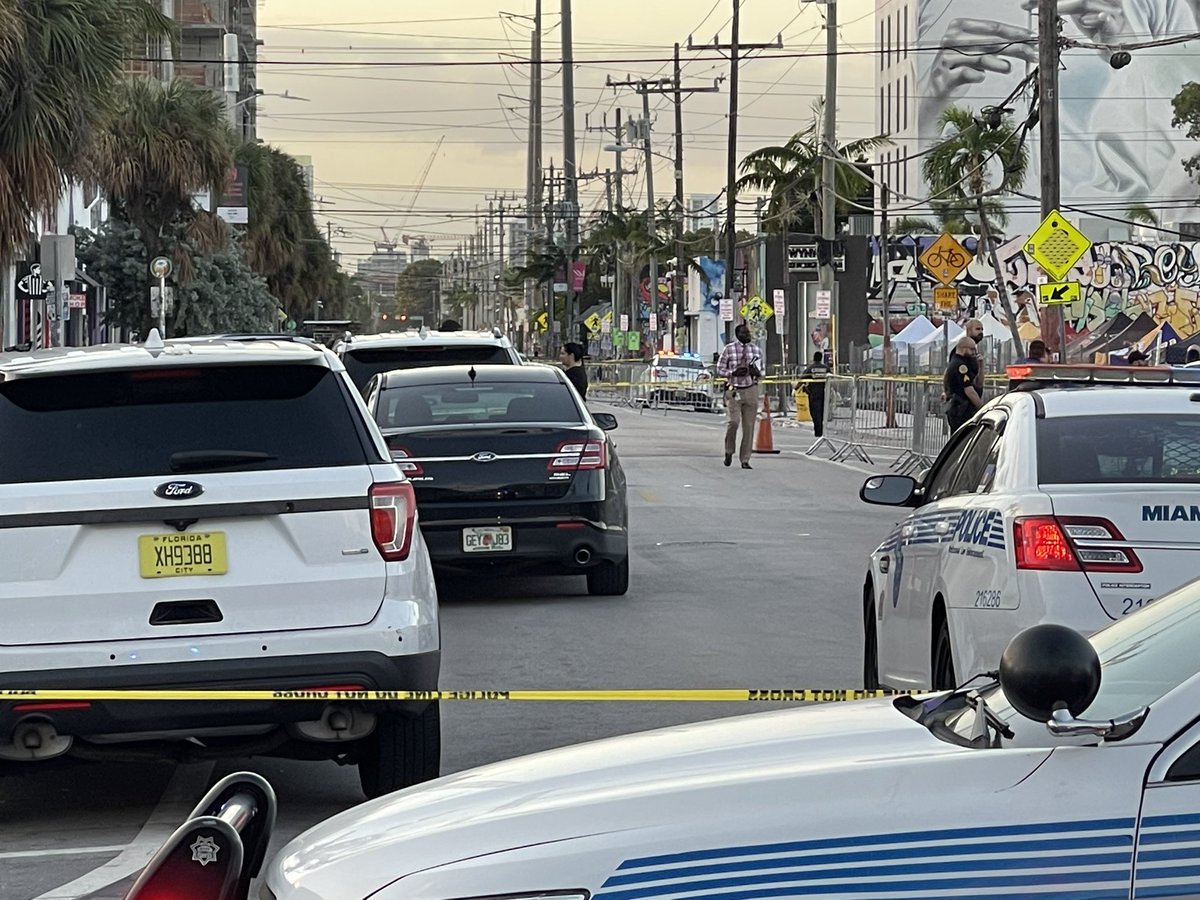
(924, 426, 978, 502)
(341, 344, 515, 391)
(0, 365, 370, 483)
(950, 423, 1003, 496)
(1038, 415, 1200, 484)
(376, 381, 583, 428)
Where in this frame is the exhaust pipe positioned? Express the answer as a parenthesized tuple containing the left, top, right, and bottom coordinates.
(574, 547, 593, 566)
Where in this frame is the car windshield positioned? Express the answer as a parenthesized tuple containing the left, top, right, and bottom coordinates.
(942, 576, 1200, 740)
(342, 345, 512, 391)
(376, 381, 582, 428)
(1038, 415, 1200, 484)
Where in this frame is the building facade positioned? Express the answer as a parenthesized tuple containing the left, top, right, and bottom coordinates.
(875, 0, 1200, 234)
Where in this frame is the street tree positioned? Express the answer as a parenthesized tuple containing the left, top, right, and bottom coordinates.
(394, 259, 444, 322)
(922, 104, 1028, 345)
(76, 219, 274, 336)
(1172, 81, 1200, 180)
(91, 76, 234, 290)
(0, 0, 172, 261)
(735, 101, 889, 236)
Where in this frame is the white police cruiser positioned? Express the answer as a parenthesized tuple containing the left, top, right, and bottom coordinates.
(861, 363, 1200, 690)
(131, 581, 1200, 899)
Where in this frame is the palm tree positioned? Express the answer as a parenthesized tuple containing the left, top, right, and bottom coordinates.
(922, 104, 1029, 345)
(0, 0, 173, 261)
(735, 101, 890, 235)
(90, 77, 235, 325)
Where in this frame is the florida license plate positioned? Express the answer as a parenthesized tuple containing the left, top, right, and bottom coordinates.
(462, 526, 513, 553)
(139, 532, 229, 578)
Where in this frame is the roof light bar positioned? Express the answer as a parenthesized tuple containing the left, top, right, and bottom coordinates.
(1006, 364, 1200, 386)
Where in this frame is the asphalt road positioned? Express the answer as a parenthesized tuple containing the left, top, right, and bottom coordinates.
(0, 404, 894, 900)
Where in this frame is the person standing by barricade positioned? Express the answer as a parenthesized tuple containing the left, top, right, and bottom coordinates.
(943, 336, 983, 433)
(799, 351, 831, 438)
(717, 323, 763, 469)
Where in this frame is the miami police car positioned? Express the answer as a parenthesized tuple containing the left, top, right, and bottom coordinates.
(634, 352, 721, 412)
(861, 363, 1200, 690)
(133, 579, 1200, 900)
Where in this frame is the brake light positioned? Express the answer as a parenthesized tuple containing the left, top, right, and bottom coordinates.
(1014, 515, 1142, 573)
(369, 482, 416, 561)
(1014, 517, 1079, 571)
(388, 445, 424, 477)
(548, 440, 606, 471)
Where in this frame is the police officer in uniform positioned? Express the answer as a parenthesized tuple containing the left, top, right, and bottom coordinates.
(943, 336, 984, 433)
(800, 351, 831, 437)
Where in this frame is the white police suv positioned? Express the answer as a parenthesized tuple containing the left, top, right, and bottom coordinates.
(335, 328, 522, 394)
(0, 333, 440, 798)
(135, 578, 1200, 900)
(861, 363, 1200, 690)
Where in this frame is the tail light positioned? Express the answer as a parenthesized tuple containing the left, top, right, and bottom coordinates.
(369, 482, 416, 561)
(1014, 516, 1142, 573)
(389, 445, 424, 477)
(651, 367, 664, 380)
(548, 440, 607, 471)
(1059, 516, 1143, 572)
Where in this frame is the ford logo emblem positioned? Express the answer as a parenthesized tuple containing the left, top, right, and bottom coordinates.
(471, 451, 498, 463)
(155, 480, 204, 500)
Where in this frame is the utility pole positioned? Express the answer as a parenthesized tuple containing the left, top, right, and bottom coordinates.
(545, 162, 557, 347)
(1038, 0, 1067, 361)
(525, 0, 543, 352)
(881, 183, 896, 427)
(489, 191, 521, 334)
(585, 111, 638, 356)
(560, 0, 580, 339)
(689, 17, 781, 339)
(819, 0, 839, 367)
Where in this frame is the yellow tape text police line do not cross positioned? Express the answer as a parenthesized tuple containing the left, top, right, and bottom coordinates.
(0, 688, 916, 703)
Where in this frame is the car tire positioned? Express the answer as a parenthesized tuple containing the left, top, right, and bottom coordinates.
(863, 583, 880, 691)
(586, 554, 629, 596)
(932, 617, 956, 691)
(357, 702, 441, 800)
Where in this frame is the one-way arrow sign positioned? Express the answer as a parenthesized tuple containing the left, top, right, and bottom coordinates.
(1038, 280, 1081, 306)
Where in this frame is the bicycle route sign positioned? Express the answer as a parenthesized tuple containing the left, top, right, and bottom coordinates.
(919, 233, 971, 286)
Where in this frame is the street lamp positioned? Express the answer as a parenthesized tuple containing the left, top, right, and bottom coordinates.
(229, 89, 311, 111)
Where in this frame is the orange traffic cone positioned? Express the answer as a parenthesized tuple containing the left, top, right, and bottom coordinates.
(753, 391, 780, 454)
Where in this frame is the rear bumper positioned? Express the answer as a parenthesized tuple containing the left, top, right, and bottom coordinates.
(422, 517, 627, 573)
(0, 650, 440, 741)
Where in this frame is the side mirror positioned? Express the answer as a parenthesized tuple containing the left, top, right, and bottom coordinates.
(998, 624, 1101, 723)
(593, 412, 618, 431)
(860, 474, 918, 507)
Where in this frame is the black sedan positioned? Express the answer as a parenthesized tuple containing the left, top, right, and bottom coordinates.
(363, 364, 629, 595)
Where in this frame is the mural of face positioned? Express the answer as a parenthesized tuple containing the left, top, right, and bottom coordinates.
(915, 0, 1200, 214)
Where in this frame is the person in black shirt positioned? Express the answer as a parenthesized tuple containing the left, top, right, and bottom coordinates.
(560, 342, 588, 400)
(943, 336, 983, 433)
(799, 351, 831, 437)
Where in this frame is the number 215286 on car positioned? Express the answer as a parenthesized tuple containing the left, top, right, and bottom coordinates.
(860, 365, 1200, 692)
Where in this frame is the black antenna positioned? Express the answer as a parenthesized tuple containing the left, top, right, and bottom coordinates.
(468, 366, 477, 383)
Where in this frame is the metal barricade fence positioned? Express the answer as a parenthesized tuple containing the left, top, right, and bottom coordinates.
(587, 362, 646, 408)
(808, 374, 1011, 474)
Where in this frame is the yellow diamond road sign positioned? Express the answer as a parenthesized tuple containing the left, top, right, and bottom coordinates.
(740, 295, 773, 320)
(919, 232, 971, 286)
(933, 286, 959, 310)
(1038, 281, 1081, 306)
(584, 313, 602, 334)
(1026, 210, 1091, 281)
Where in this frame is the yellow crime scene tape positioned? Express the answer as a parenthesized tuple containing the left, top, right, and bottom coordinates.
(0, 688, 916, 702)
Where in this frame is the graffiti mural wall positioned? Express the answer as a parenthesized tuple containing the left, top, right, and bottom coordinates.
(870, 234, 1200, 354)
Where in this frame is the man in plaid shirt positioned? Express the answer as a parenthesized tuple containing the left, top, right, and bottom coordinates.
(716, 323, 764, 469)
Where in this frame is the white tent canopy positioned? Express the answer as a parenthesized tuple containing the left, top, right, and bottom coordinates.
(890, 314, 937, 345)
(868, 314, 937, 359)
(912, 319, 964, 347)
(980, 314, 1011, 343)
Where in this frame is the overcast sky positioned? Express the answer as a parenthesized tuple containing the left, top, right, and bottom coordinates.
(255, 1, 876, 262)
